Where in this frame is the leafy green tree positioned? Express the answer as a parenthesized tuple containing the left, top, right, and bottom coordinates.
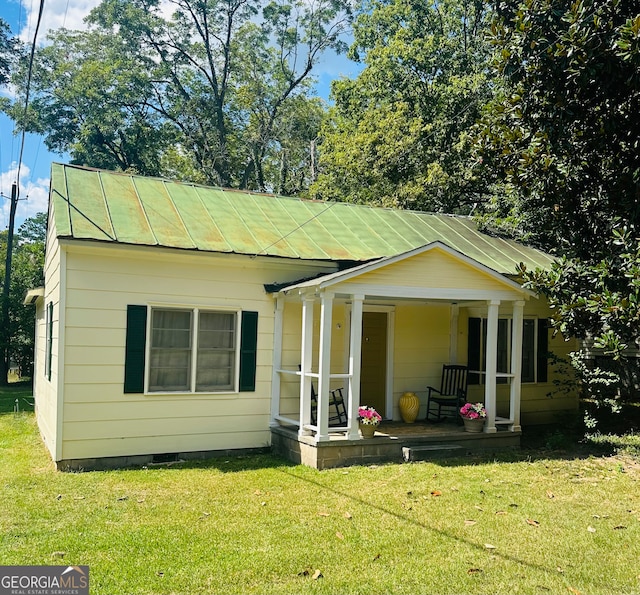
(476, 0, 640, 409)
(7, 28, 170, 176)
(4, 0, 351, 191)
(310, 0, 494, 212)
(0, 18, 18, 86)
(0, 213, 46, 383)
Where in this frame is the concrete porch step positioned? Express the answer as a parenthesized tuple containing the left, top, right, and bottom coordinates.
(402, 444, 464, 462)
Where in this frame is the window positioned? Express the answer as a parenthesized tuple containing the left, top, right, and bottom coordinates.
(468, 317, 548, 384)
(45, 302, 53, 381)
(124, 305, 258, 395)
(149, 308, 236, 393)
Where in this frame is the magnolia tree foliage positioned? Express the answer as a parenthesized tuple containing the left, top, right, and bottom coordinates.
(477, 0, 640, 406)
(310, 0, 495, 213)
(3, 0, 352, 192)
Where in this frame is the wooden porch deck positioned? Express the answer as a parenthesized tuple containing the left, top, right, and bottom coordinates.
(271, 420, 521, 470)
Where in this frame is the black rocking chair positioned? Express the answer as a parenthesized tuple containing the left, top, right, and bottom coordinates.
(299, 366, 348, 427)
(311, 383, 348, 427)
(425, 364, 469, 422)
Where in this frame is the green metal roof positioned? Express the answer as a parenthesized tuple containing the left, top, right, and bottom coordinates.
(50, 163, 554, 275)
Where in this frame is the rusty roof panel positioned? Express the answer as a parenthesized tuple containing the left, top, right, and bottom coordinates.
(132, 177, 196, 249)
(361, 208, 422, 254)
(245, 196, 306, 258)
(231, 193, 299, 257)
(196, 189, 265, 255)
(289, 202, 355, 260)
(265, 198, 334, 259)
(303, 203, 381, 260)
(50, 164, 72, 237)
(168, 185, 231, 252)
(98, 171, 157, 246)
(64, 166, 114, 241)
(49, 164, 554, 274)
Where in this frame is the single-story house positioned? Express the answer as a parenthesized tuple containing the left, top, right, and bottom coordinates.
(26, 163, 578, 470)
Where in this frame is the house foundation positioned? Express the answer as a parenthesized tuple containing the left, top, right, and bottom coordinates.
(271, 422, 521, 470)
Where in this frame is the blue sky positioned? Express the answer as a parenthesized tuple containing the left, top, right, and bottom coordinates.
(0, 0, 361, 231)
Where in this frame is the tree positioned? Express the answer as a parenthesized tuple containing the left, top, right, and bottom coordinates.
(310, 0, 494, 213)
(476, 0, 640, 410)
(0, 18, 18, 86)
(0, 213, 46, 383)
(8, 28, 171, 177)
(4, 0, 351, 191)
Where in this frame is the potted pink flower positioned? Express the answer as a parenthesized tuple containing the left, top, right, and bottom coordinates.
(357, 406, 382, 438)
(459, 402, 486, 433)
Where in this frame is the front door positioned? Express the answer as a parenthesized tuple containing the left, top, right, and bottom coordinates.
(360, 311, 387, 416)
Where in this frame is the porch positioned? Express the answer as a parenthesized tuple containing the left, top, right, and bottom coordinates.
(271, 420, 521, 470)
(267, 243, 536, 463)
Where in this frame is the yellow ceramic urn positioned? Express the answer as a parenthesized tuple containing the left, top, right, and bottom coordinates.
(399, 391, 420, 423)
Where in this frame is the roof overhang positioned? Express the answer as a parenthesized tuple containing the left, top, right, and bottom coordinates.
(269, 241, 536, 301)
(23, 287, 44, 306)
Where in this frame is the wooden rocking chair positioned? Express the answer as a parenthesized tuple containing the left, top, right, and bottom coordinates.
(425, 364, 469, 422)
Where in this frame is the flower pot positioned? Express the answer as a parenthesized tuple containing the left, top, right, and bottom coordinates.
(399, 391, 420, 423)
(359, 422, 377, 439)
(462, 417, 485, 433)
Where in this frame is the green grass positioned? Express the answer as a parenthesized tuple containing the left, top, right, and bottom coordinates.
(0, 380, 34, 413)
(2, 389, 640, 594)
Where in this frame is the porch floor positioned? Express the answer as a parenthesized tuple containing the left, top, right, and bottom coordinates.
(271, 420, 521, 470)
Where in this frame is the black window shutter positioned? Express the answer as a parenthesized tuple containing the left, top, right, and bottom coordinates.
(46, 302, 53, 381)
(124, 305, 147, 393)
(467, 317, 481, 385)
(239, 311, 258, 392)
(537, 319, 549, 383)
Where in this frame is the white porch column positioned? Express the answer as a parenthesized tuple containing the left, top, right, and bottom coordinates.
(509, 300, 525, 432)
(449, 303, 459, 364)
(484, 300, 500, 433)
(298, 295, 314, 437)
(270, 296, 284, 427)
(316, 291, 334, 442)
(347, 294, 364, 440)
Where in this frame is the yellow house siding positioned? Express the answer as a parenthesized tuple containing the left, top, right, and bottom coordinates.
(354, 247, 518, 291)
(392, 304, 451, 420)
(59, 243, 333, 461)
(34, 208, 63, 460)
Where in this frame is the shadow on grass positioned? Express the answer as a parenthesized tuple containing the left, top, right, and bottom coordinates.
(277, 465, 567, 583)
(138, 453, 298, 474)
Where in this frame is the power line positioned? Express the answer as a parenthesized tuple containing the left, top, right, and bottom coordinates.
(15, 0, 46, 197)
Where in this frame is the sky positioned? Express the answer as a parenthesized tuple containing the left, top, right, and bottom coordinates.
(0, 0, 361, 232)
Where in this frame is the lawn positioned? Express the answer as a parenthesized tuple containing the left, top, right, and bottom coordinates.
(1, 384, 640, 594)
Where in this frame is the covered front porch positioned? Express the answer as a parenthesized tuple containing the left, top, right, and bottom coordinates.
(271, 419, 522, 470)
(267, 243, 535, 468)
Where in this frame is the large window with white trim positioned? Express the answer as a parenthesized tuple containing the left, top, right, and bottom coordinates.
(149, 308, 237, 392)
(468, 317, 548, 384)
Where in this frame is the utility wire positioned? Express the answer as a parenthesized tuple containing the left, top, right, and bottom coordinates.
(15, 0, 46, 197)
(1, 0, 46, 381)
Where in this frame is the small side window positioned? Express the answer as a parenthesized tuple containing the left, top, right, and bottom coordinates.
(45, 302, 53, 381)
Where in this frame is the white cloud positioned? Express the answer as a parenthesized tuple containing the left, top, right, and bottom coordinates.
(18, 0, 178, 42)
(0, 163, 49, 232)
(18, 0, 102, 42)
